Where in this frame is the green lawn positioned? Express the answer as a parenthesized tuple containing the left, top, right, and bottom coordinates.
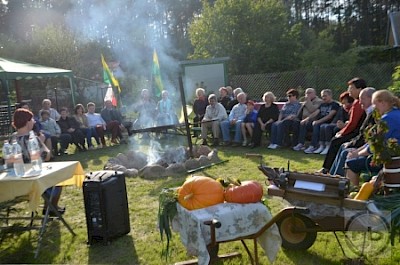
(1, 138, 399, 264)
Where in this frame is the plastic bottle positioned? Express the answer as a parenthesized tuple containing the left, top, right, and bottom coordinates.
(2, 140, 12, 170)
(354, 180, 375, 201)
(11, 139, 25, 177)
(28, 130, 42, 172)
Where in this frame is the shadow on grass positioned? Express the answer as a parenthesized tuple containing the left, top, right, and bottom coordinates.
(0, 219, 61, 264)
(217, 145, 324, 171)
(148, 175, 187, 197)
(88, 235, 138, 264)
(282, 249, 341, 265)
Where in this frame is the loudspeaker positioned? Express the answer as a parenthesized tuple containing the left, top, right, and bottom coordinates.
(83, 170, 130, 245)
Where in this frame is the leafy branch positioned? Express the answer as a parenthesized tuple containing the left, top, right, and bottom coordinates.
(158, 188, 178, 259)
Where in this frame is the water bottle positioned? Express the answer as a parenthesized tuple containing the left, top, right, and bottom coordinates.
(11, 139, 25, 177)
(28, 130, 42, 172)
(2, 140, 12, 170)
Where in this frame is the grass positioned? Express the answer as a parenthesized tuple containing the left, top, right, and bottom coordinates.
(1, 136, 400, 264)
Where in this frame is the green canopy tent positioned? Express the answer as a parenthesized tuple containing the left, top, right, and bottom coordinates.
(0, 57, 76, 136)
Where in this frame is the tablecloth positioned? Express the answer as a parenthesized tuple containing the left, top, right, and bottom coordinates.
(0, 161, 85, 211)
(172, 202, 282, 265)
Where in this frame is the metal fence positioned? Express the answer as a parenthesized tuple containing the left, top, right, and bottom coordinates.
(230, 62, 399, 101)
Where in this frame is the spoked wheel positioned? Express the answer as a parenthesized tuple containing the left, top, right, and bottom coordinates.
(344, 211, 390, 258)
(277, 214, 317, 250)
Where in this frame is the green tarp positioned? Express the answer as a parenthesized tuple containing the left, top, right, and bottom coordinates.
(0, 57, 74, 80)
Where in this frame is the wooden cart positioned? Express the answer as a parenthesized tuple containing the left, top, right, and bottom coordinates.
(250, 154, 391, 261)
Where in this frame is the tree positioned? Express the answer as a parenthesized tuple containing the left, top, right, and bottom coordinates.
(188, 0, 300, 74)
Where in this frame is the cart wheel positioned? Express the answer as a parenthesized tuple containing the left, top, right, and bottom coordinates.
(277, 214, 317, 250)
(344, 211, 390, 258)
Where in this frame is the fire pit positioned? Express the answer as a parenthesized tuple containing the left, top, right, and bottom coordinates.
(104, 145, 222, 179)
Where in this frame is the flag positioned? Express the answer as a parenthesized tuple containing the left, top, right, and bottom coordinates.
(101, 54, 121, 93)
(152, 49, 164, 98)
(104, 84, 117, 106)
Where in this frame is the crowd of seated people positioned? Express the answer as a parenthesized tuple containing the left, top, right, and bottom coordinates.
(344, 90, 400, 186)
(7, 78, 397, 216)
(9, 98, 134, 157)
(207, 78, 400, 193)
(328, 87, 375, 177)
(7, 78, 398, 202)
(2, 97, 136, 216)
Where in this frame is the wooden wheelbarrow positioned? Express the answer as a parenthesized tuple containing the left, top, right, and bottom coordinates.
(175, 207, 308, 265)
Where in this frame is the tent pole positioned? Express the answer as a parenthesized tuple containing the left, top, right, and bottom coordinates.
(69, 77, 76, 107)
(3, 79, 13, 136)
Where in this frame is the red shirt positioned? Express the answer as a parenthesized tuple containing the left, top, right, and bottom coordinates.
(339, 99, 364, 136)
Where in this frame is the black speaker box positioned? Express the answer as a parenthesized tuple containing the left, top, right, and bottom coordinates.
(83, 170, 130, 245)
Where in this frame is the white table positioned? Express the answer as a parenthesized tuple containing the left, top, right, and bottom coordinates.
(0, 161, 85, 257)
(0, 161, 84, 210)
(172, 202, 282, 265)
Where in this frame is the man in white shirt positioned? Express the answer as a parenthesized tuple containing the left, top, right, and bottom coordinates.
(201, 94, 227, 146)
(86, 102, 107, 147)
(220, 92, 247, 146)
(39, 99, 61, 121)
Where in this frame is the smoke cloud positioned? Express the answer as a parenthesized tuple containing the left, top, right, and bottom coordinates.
(64, 0, 190, 131)
(65, 0, 181, 94)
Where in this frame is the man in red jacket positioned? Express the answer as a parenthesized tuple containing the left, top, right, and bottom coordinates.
(318, 77, 367, 174)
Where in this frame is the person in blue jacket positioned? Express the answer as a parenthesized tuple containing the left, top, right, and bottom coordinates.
(345, 89, 400, 186)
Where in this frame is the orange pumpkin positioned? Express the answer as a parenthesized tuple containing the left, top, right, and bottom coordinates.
(178, 176, 224, 210)
(224, 180, 263, 203)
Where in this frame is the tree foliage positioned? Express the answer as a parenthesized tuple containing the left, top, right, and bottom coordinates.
(189, 0, 298, 74)
(0, 0, 399, 77)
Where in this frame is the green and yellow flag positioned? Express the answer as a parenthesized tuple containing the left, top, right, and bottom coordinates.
(152, 49, 164, 98)
(101, 54, 121, 93)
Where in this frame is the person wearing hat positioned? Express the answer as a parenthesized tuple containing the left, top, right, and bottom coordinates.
(241, 100, 258, 146)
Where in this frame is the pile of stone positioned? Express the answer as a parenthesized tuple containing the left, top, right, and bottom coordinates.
(103, 145, 221, 179)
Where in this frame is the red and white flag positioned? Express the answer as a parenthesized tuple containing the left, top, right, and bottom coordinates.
(104, 85, 117, 106)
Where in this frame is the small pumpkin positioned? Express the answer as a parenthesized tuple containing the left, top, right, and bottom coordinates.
(224, 180, 263, 203)
(178, 176, 224, 210)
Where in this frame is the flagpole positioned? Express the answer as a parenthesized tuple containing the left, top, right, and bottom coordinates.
(117, 86, 123, 106)
(150, 63, 154, 99)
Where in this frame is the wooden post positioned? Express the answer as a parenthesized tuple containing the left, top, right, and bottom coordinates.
(178, 75, 193, 158)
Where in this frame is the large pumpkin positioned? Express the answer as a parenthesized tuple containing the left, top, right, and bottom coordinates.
(178, 176, 224, 210)
(224, 180, 263, 203)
